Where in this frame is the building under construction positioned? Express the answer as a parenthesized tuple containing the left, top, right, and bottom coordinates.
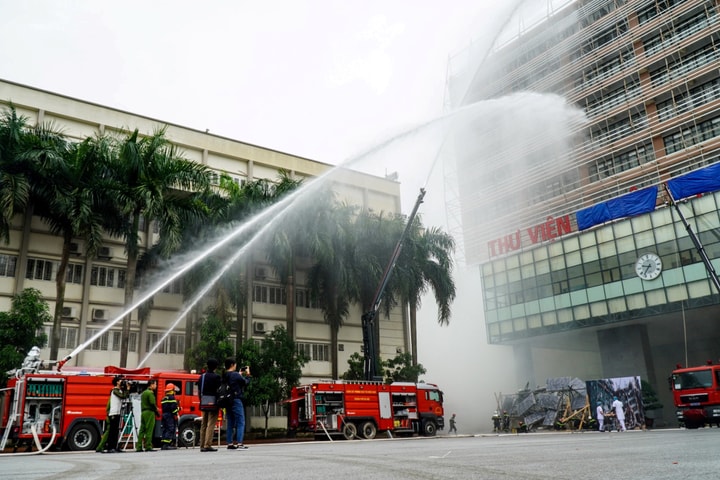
(447, 0, 720, 426)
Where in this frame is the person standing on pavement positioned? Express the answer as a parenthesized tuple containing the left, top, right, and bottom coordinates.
(106, 376, 130, 453)
(199, 358, 221, 452)
(161, 383, 180, 450)
(596, 401, 605, 432)
(448, 413, 457, 434)
(136, 379, 159, 452)
(611, 396, 626, 432)
(224, 358, 251, 450)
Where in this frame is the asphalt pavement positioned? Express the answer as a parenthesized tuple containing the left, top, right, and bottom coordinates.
(1, 428, 717, 479)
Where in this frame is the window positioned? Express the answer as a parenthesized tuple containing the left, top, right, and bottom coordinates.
(145, 332, 185, 355)
(249, 402, 285, 417)
(0, 254, 17, 277)
(85, 328, 110, 351)
(296, 288, 317, 308)
(254, 285, 286, 305)
(26, 258, 53, 281)
(296, 342, 329, 362)
(65, 264, 83, 284)
(162, 279, 183, 294)
(45, 326, 78, 349)
(90, 266, 126, 288)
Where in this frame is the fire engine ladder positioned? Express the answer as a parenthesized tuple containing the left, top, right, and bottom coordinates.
(0, 376, 25, 451)
(664, 184, 720, 294)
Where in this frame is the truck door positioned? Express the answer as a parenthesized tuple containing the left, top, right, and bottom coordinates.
(379, 391, 392, 419)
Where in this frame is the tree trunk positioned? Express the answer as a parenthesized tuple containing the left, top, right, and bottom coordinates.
(331, 323, 339, 379)
(286, 273, 295, 341)
(50, 232, 72, 361)
(409, 303, 418, 365)
(120, 215, 140, 368)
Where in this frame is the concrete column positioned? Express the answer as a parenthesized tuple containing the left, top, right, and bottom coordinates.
(597, 324, 656, 385)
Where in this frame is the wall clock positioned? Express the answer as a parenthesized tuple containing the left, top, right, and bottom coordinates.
(635, 253, 662, 280)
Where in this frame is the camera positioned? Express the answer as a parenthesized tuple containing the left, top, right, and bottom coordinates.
(241, 365, 249, 373)
(119, 379, 138, 393)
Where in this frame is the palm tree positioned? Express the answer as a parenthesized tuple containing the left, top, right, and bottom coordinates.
(395, 222, 456, 364)
(105, 127, 211, 367)
(307, 201, 355, 378)
(0, 105, 32, 244)
(26, 131, 116, 361)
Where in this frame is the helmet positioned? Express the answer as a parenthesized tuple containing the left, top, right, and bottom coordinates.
(165, 383, 177, 392)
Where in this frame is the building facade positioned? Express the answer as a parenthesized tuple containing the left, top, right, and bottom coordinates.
(449, 0, 720, 424)
(0, 79, 407, 391)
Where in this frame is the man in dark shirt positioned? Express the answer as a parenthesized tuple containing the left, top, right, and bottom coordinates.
(199, 358, 222, 452)
(224, 357, 251, 450)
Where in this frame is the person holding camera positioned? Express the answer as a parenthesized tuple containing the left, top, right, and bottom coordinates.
(106, 376, 130, 453)
(224, 358, 251, 450)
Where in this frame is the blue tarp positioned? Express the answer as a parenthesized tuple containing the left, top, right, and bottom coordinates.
(576, 186, 658, 231)
(666, 161, 720, 200)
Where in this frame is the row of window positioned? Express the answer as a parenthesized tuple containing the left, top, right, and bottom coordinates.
(1, 256, 320, 308)
(588, 144, 654, 183)
(651, 43, 720, 87)
(643, 7, 716, 57)
(663, 115, 720, 154)
(296, 342, 330, 362)
(252, 285, 319, 308)
(47, 326, 186, 355)
(483, 191, 720, 311)
(637, 0, 682, 25)
(656, 76, 720, 122)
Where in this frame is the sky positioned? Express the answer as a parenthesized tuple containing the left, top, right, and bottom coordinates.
(0, 0, 505, 163)
(0, 0, 570, 432)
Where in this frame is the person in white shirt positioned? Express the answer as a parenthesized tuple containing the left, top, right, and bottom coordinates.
(611, 396, 626, 432)
(596, 402, 605, 432)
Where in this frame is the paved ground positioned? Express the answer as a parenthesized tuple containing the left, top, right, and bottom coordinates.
(1, 429, 718, 479)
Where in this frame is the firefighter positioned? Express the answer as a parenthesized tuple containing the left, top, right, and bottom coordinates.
(448, 413, 457, 434)
(161, 383, 180, 450)
(502, 411, 510, 432)
(492, 411, 501, 433)
(136, 379, 159, 452)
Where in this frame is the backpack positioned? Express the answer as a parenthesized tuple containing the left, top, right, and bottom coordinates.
(216, 378, 233, 409)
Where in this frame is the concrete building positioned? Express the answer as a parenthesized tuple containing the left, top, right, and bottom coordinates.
(448, 0, 720, 424)
(0, 80, 407, 427)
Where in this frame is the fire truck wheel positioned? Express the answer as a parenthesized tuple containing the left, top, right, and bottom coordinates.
(359, 421, 377, 439)
(178, 420, 199, 447)
(67, 424, 99, 451)
(342, 422, 358, 440)
(422, 420, 437, 437)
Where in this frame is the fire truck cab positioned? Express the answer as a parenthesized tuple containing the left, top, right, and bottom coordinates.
(289, 380, 444, 440)
(1, 365, 203, 452)
(670, 362, 720, 429)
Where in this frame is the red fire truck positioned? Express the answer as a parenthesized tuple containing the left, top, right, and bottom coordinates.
(670, 361, 720, 429)
(0, 364, 204, 452)
(288, 380, 444, 439)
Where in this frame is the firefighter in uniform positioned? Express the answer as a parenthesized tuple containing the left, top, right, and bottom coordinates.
(161, 383, 179, 450)
(136, 379, 159, 452)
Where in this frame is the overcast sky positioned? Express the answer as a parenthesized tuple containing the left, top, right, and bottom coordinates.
(0, 0, 506, 163)
(1, 0, 571, 431)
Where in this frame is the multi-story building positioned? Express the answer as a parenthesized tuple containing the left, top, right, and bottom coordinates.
(448, 0, 720, 423)
(0, 79, 406, 391)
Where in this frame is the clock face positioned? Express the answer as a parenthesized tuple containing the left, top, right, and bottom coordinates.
(635, 253, 662, 280)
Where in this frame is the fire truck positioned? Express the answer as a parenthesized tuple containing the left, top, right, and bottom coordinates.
(0, 360, 204, 452)
(670, 361, 720, 429)
(288, 380, 444, 439)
